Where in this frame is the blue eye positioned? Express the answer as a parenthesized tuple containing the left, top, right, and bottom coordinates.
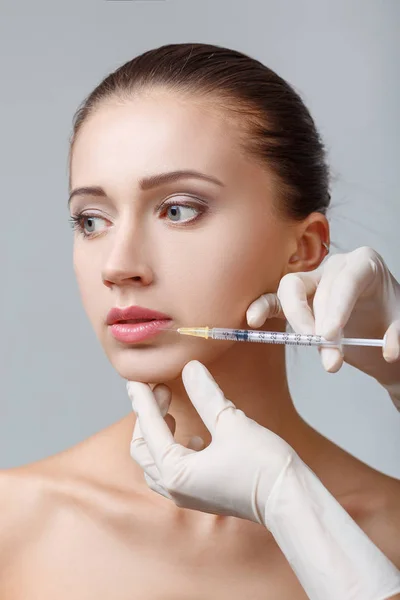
(165, 204, 200, 223)
(82, 215, 104, 233)
(68, 213, 107, 238)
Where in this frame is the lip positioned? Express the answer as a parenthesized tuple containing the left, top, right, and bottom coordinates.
(106, 305, 172, 326)
(109, 320, 174, 344)
(106, 305, 173, 344)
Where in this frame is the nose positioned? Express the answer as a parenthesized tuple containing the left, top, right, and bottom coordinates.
(102, 221, 154, 289)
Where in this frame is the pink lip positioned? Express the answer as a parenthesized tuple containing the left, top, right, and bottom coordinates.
(106, 305, 172, 325)
(106, 305, 173, 344)
(109, 319, 173, 344)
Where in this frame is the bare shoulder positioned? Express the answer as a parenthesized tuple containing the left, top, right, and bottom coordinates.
(0, 441, 142, 556)
(0, 454, 88, 553)
(0, 466, 35, 527)
(0, 465, 50, 567)
(0, 418, 143, 563)
(0, 451, 131, 581)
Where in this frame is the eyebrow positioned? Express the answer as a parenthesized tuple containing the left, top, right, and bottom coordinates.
(67, 169, 224, 208)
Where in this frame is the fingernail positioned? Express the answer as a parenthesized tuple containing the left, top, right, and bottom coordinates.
(153, 386, 171, 416)
(247, 308, 258, 325)
(188, 436, 205, 451)
(383, 330, 400, 362)
(321, 347, 342, 372)
(158, 396, 169, 416)
(383, 346, 400, 362)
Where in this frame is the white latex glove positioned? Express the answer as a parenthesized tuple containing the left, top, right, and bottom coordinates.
(127, 360, 400, 600)
(246, 246, 400, 410)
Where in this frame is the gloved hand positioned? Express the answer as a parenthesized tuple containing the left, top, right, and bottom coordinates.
(127, 360, 400, 600)
(129, 359, 293, 524)
(246, 246, 400, 409)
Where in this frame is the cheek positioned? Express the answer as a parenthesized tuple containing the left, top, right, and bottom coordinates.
(73, 246, 103, 324)
(159, 219, 286, 326)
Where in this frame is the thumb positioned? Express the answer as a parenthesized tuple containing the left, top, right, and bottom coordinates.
(181, 361, 237, 438)
(187, 436, 206, 451)
(383, 320, 400, 362)
(246, 293, 284, 328)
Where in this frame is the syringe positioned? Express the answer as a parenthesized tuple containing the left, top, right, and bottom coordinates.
(177, 327, 385, 348)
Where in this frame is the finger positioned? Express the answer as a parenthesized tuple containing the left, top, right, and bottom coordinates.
(131, 415, 176, 477)
(383, 320, 400, 362)
(318, 346, 344, 373)
(313, 255, 346, 337)
(187, 435, 206, 451)
(130, 386, 174, 481)
(317, 256, 375, 374)
(127, 381, 179, 474)
(130, 417, 161, 481)
(246, 293, 285, 328)
(312, 257, 346, 372)
(144, 472, 173, 500)
(277, 270, 322, 334)
(320, 258, 376, 340)
(181, 360, 237, 437)
(153, 385, 176, 438)
(153, 384, 172, 414)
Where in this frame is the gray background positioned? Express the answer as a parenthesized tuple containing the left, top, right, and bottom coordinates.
(1, 0, 399, 476)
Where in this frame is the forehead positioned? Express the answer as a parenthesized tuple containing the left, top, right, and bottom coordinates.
(70, 91, 253, 187)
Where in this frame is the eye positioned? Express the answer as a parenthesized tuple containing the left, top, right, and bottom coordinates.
(165, 204, 199, 222)
(68, 213, 108, 238)
(160, 197, 207, 224)
(82, 215, 106, 234)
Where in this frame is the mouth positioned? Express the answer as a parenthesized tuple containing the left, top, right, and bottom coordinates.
(109, 318, 174, 344)
(106, 305, 172, 326)
(106, 305, 173, 344)
(116, 318, 158, 324)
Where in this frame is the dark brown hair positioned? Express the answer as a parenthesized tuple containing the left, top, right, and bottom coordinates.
(69, 43, 330, 220)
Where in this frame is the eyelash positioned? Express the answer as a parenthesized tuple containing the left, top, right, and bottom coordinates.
(68, 198, 207, 239)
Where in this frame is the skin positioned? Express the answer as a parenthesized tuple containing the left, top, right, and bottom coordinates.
(1, 89, 399, 599)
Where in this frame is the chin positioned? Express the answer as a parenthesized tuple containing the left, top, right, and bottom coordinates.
(102, 344, 190, 384)
(102, 337, 235, 384)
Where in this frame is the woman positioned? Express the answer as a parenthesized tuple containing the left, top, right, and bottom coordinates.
(1, 43, 399, 599)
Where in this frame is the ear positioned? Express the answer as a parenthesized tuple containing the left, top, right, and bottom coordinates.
(286, 213, 330, 273)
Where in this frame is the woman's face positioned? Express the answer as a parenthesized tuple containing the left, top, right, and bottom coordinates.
(69, 90, 296, 383)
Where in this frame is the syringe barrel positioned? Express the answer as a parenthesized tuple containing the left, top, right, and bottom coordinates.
(211, 329, 339, 347)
